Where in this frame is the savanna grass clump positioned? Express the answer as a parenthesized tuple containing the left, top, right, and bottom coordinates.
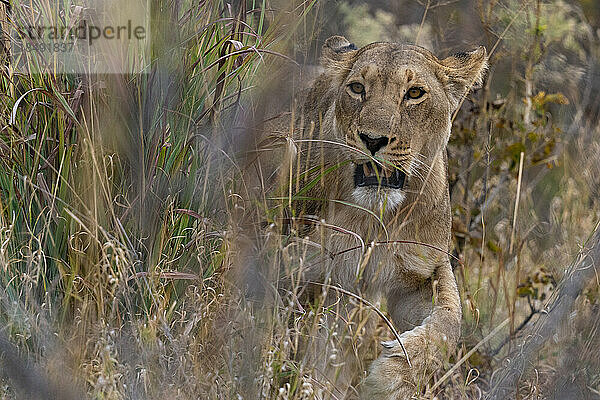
(0, 0, 295, 398)
(1, 0, 599, 399)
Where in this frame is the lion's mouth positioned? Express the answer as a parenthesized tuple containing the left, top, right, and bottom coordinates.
(353, 163, 406, 189)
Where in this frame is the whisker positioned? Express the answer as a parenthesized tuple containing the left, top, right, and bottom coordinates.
(406, 155, 432, 183)
(293, 139, 385, 167)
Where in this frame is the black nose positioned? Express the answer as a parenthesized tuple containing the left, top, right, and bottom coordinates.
(359, 133, 389, 156)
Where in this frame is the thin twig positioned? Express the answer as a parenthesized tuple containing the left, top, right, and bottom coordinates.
(509, 151, 524, 254)
(430, 318, 510, 393)
(306, 281, 412, 367)
(333, 240, 463, 266)
(280, 216, 365, 256)
(490, 308, 539, 356)
(415, 0, 431, 47)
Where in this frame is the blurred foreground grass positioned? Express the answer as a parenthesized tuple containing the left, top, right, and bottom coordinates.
(1, 0, 600, 399)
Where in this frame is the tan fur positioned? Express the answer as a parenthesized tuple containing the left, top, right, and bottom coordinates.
(252, 36, 487, 399)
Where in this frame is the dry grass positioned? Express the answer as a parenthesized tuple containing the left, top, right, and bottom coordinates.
(1, 0, 599, 399)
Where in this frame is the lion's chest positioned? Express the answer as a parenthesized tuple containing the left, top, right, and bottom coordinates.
(321, 235, 437, 294)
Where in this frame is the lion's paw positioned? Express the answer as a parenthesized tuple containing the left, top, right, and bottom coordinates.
(362, 346, 416, 400)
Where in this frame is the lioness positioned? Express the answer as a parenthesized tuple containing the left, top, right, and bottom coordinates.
(249, 35, 487, 399)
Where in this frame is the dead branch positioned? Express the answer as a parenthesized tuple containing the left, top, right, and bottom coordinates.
(486, 224, 600, 399)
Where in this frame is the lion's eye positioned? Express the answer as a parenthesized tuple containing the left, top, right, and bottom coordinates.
(348, 82, 365, 95)
(405, 87, 425, 100)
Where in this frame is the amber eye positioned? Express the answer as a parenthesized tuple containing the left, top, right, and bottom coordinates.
(405, 87, 425, 100)
(348, 82, 365, 95)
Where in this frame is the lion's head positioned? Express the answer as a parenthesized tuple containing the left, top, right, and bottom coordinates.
(302, 36, 487, 214)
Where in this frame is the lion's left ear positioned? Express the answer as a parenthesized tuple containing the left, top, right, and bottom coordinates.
(321, 35, 358, 70)
(439, 46, 488, 110)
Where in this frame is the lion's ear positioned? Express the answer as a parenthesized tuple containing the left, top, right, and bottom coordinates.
(440, 46, 488, 109)
(321, 35, 358, 68)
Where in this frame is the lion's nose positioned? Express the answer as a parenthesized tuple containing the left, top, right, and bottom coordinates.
(359, 133, 389, 156)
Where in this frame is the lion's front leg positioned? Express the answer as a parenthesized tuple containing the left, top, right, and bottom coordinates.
(361, 262, 462, 399)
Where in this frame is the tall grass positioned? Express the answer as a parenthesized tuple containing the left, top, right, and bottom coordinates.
(1, 0, 599, 399)
(0, 0, 299, 398)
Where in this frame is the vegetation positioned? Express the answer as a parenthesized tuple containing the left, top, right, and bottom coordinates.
(0, 0, 599, 399)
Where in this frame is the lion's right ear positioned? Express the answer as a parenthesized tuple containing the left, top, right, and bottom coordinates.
(439, 46, 488, 110)
(321, 35, 358, 69)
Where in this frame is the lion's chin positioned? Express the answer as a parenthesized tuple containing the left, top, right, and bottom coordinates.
(351, 187, 405, 213)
